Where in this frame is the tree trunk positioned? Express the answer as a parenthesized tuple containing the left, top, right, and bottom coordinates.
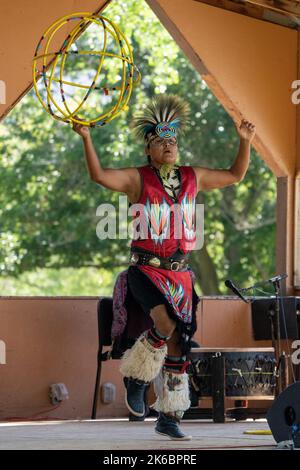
(190, 242, 221, 295)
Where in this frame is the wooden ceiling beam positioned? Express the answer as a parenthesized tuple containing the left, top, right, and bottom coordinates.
(193, 0, 300, 28)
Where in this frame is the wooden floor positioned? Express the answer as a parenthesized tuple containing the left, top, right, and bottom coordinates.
(0, 418, 277, 450)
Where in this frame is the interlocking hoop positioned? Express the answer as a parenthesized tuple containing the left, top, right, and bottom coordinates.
(32, 12, 140, 127)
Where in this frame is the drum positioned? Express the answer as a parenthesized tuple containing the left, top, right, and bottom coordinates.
(189, 348, 276, 399)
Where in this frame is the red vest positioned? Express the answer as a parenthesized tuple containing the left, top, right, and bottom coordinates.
(131, 165, 197, 258)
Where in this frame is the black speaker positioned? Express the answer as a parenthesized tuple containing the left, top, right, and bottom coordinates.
(267, 382, 300, 447)
(251, 296, 299, 340)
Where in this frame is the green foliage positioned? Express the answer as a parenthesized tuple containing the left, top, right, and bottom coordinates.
(0, 0, 275, 295)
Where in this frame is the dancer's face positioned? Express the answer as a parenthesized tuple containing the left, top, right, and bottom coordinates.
(146, 136, 178, 167)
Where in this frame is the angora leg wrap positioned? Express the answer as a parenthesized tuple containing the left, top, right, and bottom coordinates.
(152, 370, 191, 414)
(119, 334, 167, 383)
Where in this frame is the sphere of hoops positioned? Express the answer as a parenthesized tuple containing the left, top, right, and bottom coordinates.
(32, 12, 140, 127)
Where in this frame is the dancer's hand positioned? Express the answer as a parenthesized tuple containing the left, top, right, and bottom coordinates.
(236, 118, 256, 143)
(72, 116, 90, 140)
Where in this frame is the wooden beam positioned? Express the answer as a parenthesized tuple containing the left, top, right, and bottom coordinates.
(247, 1, 300, 17)
(276, 176, 295, 295)
(192, 0, 300, 29)
(276, 177, 288, 295)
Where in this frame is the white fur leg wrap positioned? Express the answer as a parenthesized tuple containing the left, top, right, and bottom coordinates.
(119, 334, 167, 383)
(153, 370, 191, 413)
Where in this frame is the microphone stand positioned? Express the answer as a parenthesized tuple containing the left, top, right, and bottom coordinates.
(225, 273, 288, 398)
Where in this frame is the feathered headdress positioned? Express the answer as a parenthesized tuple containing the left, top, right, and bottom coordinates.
(132, 94, 190, 141)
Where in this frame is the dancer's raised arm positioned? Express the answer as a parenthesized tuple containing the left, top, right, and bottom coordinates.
(72, 121, 140, 201)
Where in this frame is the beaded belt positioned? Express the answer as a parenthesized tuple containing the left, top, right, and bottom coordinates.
(129, 251, 189, 272)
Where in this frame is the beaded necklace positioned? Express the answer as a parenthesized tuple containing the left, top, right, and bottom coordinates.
(150, 163, 181, 201)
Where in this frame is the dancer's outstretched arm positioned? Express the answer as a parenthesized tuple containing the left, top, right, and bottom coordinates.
(72, 121, 141, 203)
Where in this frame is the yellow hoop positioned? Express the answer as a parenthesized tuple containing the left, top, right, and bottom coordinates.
(32, 12, 141, 127)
